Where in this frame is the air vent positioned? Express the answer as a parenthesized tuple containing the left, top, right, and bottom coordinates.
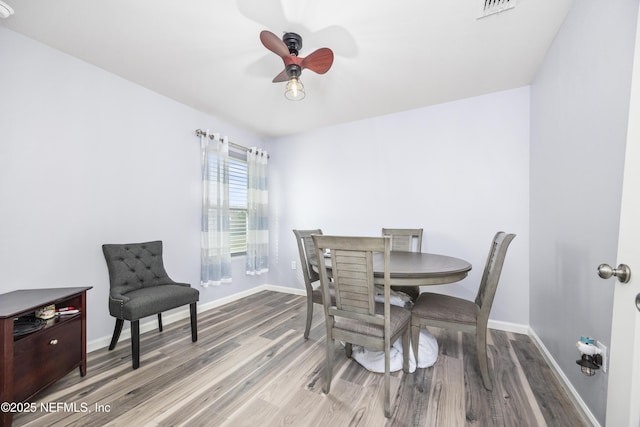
(0, 1, 14, 19)
(478, 0, 517, 19)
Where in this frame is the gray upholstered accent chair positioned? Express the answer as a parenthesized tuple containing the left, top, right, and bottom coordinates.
(102, 240, 199, 369)
(382, 228, 424, 302)
(293, 229, 335, 339)
(410, 231, 515, 390)
(313, 235, 410, 418)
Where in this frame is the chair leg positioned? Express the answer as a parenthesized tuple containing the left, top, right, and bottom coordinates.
(384, 338, 391, 418)
(402, 326, 410, 373)
(157, 313, 163, 332)
(304, 294, 313, 339)
(477, 327, 492, 390)
(411, 321, 421, 364)
(190, 303, 198, 342)
(109, 319, 124, 351)
(345, 343, 352, 358)
(131, 320, 140, 370)
(324, 336, 334, 394)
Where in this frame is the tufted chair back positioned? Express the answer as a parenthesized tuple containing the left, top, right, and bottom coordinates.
(102, 240, 173, 292)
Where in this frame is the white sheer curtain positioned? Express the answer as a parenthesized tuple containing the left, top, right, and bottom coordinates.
(245, 148, 269, 275)
(200, 132, 232, 286)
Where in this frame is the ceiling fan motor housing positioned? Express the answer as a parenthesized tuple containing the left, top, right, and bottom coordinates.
(285, 64, 302, 79)
(283, 32, 302, 56)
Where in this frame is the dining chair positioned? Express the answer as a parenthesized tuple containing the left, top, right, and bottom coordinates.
(293, 229, 335, 339)
(102, 240, 199, 369)
(313, 234, 411, 418)
(382, 228, 424, 301)
(382, 228, 423, 252)
(410, 231, 515, 390)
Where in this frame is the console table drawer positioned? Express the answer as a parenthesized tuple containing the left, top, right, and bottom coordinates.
(13, 316, 82, 402)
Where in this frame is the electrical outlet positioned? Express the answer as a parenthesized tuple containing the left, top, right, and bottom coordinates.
(291, 260, 297, 270)
(597, 341, 608, 373)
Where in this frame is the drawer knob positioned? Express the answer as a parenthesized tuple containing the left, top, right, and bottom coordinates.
(49, 339, 58, 345)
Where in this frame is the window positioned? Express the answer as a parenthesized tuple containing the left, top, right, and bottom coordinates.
(229, 152, 248, 254)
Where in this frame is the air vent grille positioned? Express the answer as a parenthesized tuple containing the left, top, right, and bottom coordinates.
(0, 0, 14, 19)
(478, 0, 517, 19)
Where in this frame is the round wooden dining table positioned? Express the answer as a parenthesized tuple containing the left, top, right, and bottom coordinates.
(317, 251, 472, 287)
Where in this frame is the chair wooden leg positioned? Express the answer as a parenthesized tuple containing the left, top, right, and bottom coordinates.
(384, 338, 391, 418)
(324, 336, 334, 394)
(477, 327, 492, 390)
(131, 320, 140, 370)
(109, 319, 124, 351)
(190, 303, 198, 342)
(304, 295, 313, 339)
(157, 313, 163, 332)
(402, 326, 410, 373)
(411, 321, 421, 364)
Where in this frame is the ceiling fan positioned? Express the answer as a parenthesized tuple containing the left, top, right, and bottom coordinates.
(259, 30, 334, 100)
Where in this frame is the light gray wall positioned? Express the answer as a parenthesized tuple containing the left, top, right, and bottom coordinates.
(267, 87, 531, 326)
(0, 27, 268, 344)
(530, 0, 638, 423)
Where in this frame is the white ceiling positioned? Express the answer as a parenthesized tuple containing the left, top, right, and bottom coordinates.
(0, 0, 574, 137)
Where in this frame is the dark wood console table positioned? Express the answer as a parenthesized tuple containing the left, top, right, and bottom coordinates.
(0, 287, 92, 427)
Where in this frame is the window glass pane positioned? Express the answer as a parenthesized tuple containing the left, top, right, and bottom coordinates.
(229, 156, 247, 254)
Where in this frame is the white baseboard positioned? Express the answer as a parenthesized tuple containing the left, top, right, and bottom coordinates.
(488, 319, 529, 335)
(528, 328, 600, 427)
(262, 284, 306, 297)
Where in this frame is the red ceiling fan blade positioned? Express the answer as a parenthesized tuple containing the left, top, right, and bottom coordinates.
(272, 69, 289, 83)
(260, 30, 290, 59)
(301, 48, 334, 74)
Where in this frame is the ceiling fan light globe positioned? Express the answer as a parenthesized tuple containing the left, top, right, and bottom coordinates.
(285, 78, 305, 101)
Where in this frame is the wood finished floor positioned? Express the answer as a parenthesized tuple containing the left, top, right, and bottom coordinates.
(13, 291, 591, 427)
